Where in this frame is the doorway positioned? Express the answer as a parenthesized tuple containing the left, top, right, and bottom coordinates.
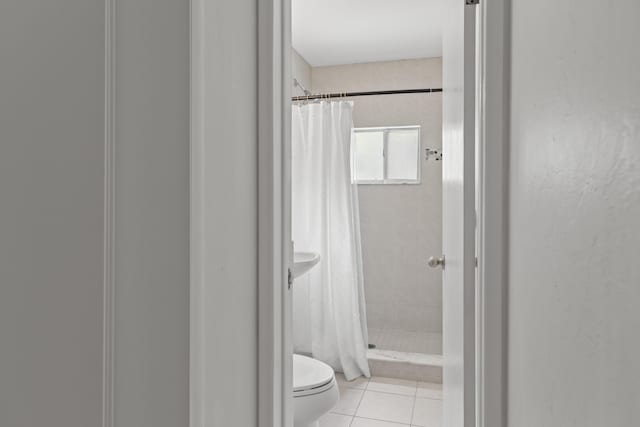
(288, 1, 468, 426)
(291, 7, 445, 425)
(189, 1, 508, 426)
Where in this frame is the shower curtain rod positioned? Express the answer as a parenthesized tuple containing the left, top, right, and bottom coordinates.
(291, 88, 443, 101)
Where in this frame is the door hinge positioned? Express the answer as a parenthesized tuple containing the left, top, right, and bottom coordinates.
(288, 268, 293, 289)
(466, 0, 480, 5)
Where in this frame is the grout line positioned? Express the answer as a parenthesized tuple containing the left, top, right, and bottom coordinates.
(352, 383, 368, 419)
(416, 395, 443, 401)
(410, 380, 420, 427)
(360, 389, 418, 398)
(351, 415, 412, 426)
(409, 393, 417, 427)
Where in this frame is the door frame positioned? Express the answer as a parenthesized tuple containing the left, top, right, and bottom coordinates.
(475, 1, 510, 426)
(189, 0, 509, 426)
(256, 0, 293, 426)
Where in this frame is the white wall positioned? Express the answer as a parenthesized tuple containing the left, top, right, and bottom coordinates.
(311, 59, 443, 347)
(508, 1, 640, 425)
(195, 0, 260, 425)
(0, 1, 105, 425)
(292, 49, 312, 96)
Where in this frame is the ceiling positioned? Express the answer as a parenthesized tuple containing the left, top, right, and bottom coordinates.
(292, 0, 444, 67)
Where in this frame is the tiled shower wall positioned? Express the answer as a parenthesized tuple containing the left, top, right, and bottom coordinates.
(313, 58, 444, 341)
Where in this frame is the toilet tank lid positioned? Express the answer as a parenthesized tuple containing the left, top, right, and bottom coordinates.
(293, 354, 335, 392)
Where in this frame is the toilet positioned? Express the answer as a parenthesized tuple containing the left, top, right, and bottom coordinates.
(293, 354, 339, 427)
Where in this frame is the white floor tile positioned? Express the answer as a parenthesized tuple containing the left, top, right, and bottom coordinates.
(368, 377, 417, 396)
(356, 391, 415, 425)
(318, 412, 353, 427)
(332, 387, 365, 416)
(336, 372, 370, 390)
(416, 382, 442, 399)
(411, 397, 442, 427)
(351, 417, 410, 426)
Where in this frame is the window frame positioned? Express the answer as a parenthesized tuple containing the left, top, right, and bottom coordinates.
(351, 125, 422, 185)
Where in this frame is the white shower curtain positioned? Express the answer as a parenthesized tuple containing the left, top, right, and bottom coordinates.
(291, 101, 371, 380)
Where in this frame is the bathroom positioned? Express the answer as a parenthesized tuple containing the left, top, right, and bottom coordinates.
(290, 1, 444, 426)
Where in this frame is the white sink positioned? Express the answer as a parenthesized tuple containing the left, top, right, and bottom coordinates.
(293, 252, 321, 278)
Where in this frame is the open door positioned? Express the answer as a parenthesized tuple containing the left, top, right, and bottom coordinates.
(441, 1, 477, 426)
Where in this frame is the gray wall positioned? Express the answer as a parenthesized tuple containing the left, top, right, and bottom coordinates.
(114, 0, 190, 426)
(508, 0, 640, 425)
(312, 59, 443, 345)
(0, 1, 105, 426)
(0, 2, 190, 426)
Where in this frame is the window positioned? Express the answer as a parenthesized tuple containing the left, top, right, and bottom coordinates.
(351, 126, 421, 184)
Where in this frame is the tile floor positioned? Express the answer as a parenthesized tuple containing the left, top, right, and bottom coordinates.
(318, 374, 442, 427)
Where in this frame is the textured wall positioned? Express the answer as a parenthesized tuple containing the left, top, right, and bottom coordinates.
(509, 0, 640, 425)
(312, 58, 443, 340)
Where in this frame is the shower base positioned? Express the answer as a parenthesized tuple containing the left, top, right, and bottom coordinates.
(367, 328, 443, 383)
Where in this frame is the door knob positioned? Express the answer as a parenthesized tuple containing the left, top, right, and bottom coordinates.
(428, 255, 445, 269)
